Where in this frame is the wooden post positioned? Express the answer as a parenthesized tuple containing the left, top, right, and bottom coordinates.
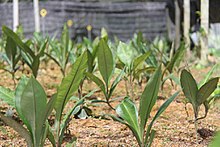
(13, 0, 19, 32)
(184, 0, 190, 54)
(34, 0, 40, 32)
(200, 0, 209, 64)
(174, 0, 181, 50)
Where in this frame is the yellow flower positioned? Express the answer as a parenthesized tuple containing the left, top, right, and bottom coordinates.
(40, 8, 47, 18)
(86, 25, 92, 31)
(67, 20, 73, 27)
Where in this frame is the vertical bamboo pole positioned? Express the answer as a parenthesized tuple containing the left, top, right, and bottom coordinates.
(200, 0, 209, 64)
(174, 0, 181, 50)
(184, 0, 190, 54)
(13, 0, 19, 32)
(34, 0, 40, 32)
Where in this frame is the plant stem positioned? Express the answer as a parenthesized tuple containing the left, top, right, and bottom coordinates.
(125, 79, 129, 96)
(194, 115, 198, 144)
(129, 74, 134, 100)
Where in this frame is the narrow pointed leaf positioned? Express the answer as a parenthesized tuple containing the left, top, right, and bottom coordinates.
(55, 52, 87, 122)
(139, 66, 162, 133)
(180, 69, 198, 108)
(59, 99, 84, 145)
(85, 72, 107, 97)
(109, 69, 125, 98)
(2, 26, 35, 58)
(145, 92, 179, 144)
(5, 37, 17, 67)
(97, 39, 113, 85)
(198, 64, 218, 88)
(197, 77, 219, 105)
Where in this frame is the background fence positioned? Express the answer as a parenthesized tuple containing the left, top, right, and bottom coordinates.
(0, 1, 167, 41)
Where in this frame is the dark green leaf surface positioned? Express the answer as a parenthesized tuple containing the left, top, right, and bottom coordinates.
(197, 77, 219, 105)
(180, 69, 198, 108)
(97, 39, 114, 85)
(139, 66, 162, 134)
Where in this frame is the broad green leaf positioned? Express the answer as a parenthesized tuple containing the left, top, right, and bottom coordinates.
(133, 51, 151, 71)
(0, 86, 15, 107)
(139, 66, 162, 135)
(20, 77, 47, 147)
(15, 76, 30, 130)
(180, 69, 198, 108)
(116, 97, 142, 145)
(197, 78, 219, 105)
(0, 113, 33, 147)
(2, 26, 35, 58)
(97, 39, 114, 85)
(117, 41, 138, 67)
(55, 52, 87, 122)
(85, 72, 107, 98)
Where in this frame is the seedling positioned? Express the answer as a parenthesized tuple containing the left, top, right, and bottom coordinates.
(180, 69, 219, 143)
(111, 66, 179, 147)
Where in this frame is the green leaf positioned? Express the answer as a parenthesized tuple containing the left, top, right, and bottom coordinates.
(116, 97, 142, 146)
(55, 52, 87, 122)
(145, 92, 179, 144)
(97, 39, 114, 85)
(2, 26, 35, 58)
(85, 72, 107, 97)
(109, 69, 125, 98)
(209, 131, 220, 147)
(167, 43, 185, 73)
(198, 64, 218, 88)
(133, 51, 151, 71)
(197, 78, 219, 105)
(20, 77, 47, 147)
(5, 37, 17, 68)
(117, 41, 138, 67)
(15, 76, 30, 130)
(59, 99, 84, 145)
(180, 69, 198, 109)
(139, 66, 162, 135)
(47, 127, 56, 147)
(0, 86, 15, 107)
(31, 57, 40, 78)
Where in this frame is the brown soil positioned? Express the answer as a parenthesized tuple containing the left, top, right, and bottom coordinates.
(0, 62, 219, 147)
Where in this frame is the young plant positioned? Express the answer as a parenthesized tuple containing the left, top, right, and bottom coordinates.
(46, 24, 74, 76)
(0, 36, 21, 86)
(0, 52, 88, 147)
(180, 69, 219, 142)
(86, 39, 124, 110)
(117, 41, 152, 97)
(0, 76, 55, 147)
(2, 26, 48, 78)
(111, 66, 179, 147)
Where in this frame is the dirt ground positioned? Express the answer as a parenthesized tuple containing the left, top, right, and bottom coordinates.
(0, 62, 219, 147)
